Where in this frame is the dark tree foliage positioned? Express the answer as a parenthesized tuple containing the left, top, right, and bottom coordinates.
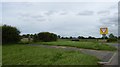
(2, 25, 20, 44)
(37, 32, 57, 42)
(60, 37, 69, 39)
(78, 36, 85, 39)
(71, 38, 79, 41)
(65, 37, 69, 39)
(61, 37, 64, 39)
(22, 34, 34, 38)
(57, 35, 61, 39)
(88, 36, 96, 39)
(119, 36, 120, 39)
(70, 36, 73, 39)
(22, 34, 28, 38)
(107, 33, 117, 42)
(33, 34, 39, 42)
(109, 33, 116, 39)
(101, 36, 108, 39)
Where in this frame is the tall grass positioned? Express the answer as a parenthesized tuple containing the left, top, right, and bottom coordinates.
(36, 40, 116, 51)
(3, 44, 100, 65)
(0, 45, 2, 66)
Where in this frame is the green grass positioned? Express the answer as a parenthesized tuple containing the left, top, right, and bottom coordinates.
(0, 45, 2, 66)
(3, 44, 100, 65)
(35, 40, 117, 51)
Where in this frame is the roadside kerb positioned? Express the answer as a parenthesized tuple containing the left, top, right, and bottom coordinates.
(98, 52, 117, 65)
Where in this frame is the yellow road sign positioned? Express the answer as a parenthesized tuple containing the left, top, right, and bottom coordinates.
(100, 27, 108, 34)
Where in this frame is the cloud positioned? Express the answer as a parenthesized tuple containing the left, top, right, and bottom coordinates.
(35, 18, 47, 22)
(44, 11, 56, 16)
(30, 14, 47, 22)
(59, 11, 68, 15)
(2, 2, 118, 37)
(100, 14, 117, 25)
(97, 10, 110, 15)
(18, 12, 48, 22)
(19, 13, 30, 17)
(109, 4, 118, 9)
(97, 4, 118, 36)
(77, 11, 94, 16)
(99, 13, 118, 36)
(31, 15, 44, 18)
(1, 0, 119, 2)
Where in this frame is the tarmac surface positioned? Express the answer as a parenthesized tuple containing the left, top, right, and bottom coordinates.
(99, 43, 119, 67)
(103, 43, 119, 66)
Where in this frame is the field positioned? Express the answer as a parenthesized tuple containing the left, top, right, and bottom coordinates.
(35, 39, 117, 51)
(2, 44, 100, 65)
(0, 45, 2, 66)
(2, 39, 117, 65)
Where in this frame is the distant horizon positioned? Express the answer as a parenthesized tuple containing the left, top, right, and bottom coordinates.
(19, 32, 112, 38)
(2, 24, 117, 38)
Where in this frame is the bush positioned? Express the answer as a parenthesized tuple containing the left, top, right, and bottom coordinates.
(71, 39, 79, 41)
(107, 33, 117, 42)
(2, 25, 20, 44)
(107, 38, 117, 42)
(37, 32, 57, 42)
(33, 34, 39, 42)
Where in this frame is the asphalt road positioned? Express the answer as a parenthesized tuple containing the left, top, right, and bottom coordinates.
(103, 43, 119, 66)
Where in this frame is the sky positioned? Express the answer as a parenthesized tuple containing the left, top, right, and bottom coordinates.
(1, 0, 119, 2)
(1, 0, 119, 37)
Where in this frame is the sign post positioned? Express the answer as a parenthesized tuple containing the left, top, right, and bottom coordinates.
(100, 27, 108, 42)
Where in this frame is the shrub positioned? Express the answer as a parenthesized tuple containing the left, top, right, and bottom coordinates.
(107, 38, 117, 42)
(33, 34, 39, 42)
(2, 25, 20, 44)
(107, 33, 117, 42)
(71, 39, 79, 41)
(37, 32, 57, 42)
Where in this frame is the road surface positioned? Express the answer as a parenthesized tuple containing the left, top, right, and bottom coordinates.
(102, 43, 119, 67)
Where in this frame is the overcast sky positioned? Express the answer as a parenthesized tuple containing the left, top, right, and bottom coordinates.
(1, 1, 118, 37)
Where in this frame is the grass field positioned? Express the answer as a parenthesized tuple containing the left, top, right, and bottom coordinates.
(35, 39, 117, 51)
(0, 45, 2, 66)
(2, 44, 100, 65)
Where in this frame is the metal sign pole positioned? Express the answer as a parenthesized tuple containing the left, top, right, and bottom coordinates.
(102, 34, 106, 42)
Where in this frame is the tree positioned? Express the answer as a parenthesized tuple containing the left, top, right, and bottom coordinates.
(22, 34, 29, 38)
(119, 36, 120, 39)
(57, 35, 61, 39)
(101, 36, 108, 39)
(70, 36, 72, 39)
(61, 37, 64, 39)
(107, 33, 117, 42)
(33, 34, 39, 42)
(78, 36, 84, 39)
(22, 34, 34, 38)
(2, 25, 21, 44)
(65, 37, 69, 39)
(88, 36, 96, 39)
(109, 33, 115, 38)
(37, 32, 57, 42)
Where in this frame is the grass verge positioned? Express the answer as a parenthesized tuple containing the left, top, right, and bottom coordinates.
(3, 44, 100, 65)
(0, 45, 2, 66)
(35, 40, 117, 51)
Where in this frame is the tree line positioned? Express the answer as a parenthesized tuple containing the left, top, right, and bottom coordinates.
(2, 25, 119, 44)
(2, 25, 58, 44)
